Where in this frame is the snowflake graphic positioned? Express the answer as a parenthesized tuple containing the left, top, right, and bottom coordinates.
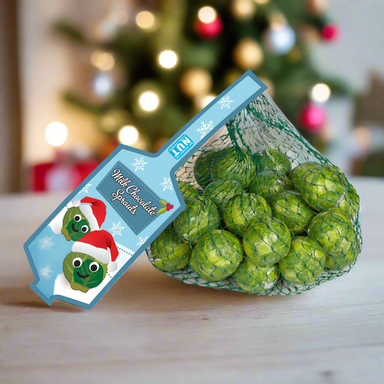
(132, 157, 148, 172)
(137, 236, 149, 246)
(38, 235, 54, 251)
(161, 177, 173, 191)
(218, 95, 234, 109)
(109, 222, 126, 237)
(40, 265, 53, 280)
(197, 120, 214, 139)
(79, 183, 92, 194)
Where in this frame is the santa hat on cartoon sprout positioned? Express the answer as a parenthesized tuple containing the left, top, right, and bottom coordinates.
(49, 197, 107, 234)
(72, 230, 119, 271)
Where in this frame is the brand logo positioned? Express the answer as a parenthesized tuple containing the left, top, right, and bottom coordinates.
(168, 134, 194, 160)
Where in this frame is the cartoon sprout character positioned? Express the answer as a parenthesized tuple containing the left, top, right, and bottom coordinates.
(63, 230, 119, 293)
(49, 197, 107, 241)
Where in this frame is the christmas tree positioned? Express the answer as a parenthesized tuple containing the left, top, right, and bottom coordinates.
(55, 0, 348, 155)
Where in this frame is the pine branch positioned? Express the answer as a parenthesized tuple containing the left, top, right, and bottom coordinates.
(54, 20, 88, 44)
(61, 91, 102, 115)
(322, 78, 352, 96)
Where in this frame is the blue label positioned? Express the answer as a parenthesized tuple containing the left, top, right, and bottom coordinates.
(168, 134, 194, 159)
(24, 70, 267, 309)
(97, 161, 162, 235)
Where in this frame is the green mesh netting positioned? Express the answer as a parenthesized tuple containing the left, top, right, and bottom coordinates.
(146, 93, 363, 295)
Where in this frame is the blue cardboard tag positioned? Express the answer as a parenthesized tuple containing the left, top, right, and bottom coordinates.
(24, 70, 267, 309)
(97, 161, 162, 235)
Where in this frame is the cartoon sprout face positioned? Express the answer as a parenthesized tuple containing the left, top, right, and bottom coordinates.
(61, 207, 91, 241)
(63, 252, 107, 293)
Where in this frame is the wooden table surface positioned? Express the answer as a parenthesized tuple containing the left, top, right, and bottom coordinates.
(1, 177, 384, 384)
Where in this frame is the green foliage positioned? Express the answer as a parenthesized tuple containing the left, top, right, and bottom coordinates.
(61, 92, 104, 115)
(54, 0, 348, 149)
(157, 207, 167, 215)
(54, 20, 87, 44)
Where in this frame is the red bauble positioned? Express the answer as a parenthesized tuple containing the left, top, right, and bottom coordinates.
(194, 17, 223, 39)
(299, 104, 326, 133)
(321, 24, 339, 41)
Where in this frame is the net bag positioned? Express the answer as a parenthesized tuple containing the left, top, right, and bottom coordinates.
(146, 92, 363, 295)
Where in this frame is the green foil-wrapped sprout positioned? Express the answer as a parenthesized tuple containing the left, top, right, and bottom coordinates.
(249, 170, 293, 201)
(210, 147, 256, 188)
(242, 218, 291, 265)
(222, 193, 272, 236)
(234, 260, 280, 293)
(173, 197, 220, 244)
(190, 229, 243, 281)
(150, 227, 192, 272)
(308, 208, 359, 270)
(178, 181, 200, 201)
(288, 162, 320, 191)
(300, 167, 346, 210)
(278, 237, 326, 286)
(202, 180, 244, 208)
(258, 149, 291, 175)
(270, 190, 314, 235)
(337, 184, 359, 219)
(194, 149, 219, 189)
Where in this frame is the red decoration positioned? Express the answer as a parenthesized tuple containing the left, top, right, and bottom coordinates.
(299, 103, 326, 133)
(194, 17, 223, 39)
(154, 137, 170, 152)
(321, 24, 339, 41)
(31, 160, 99, 192)
(100, 137, 120, 160)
